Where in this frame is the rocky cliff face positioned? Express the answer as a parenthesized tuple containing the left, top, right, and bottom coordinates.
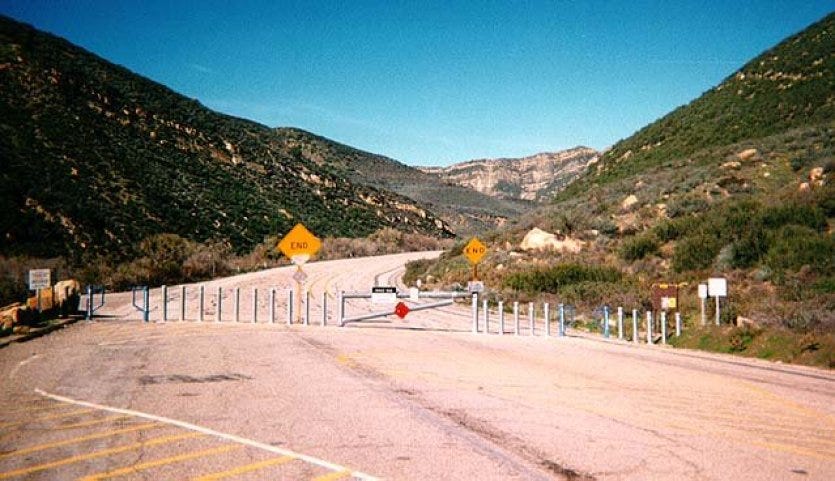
(421, 147, 599, 201)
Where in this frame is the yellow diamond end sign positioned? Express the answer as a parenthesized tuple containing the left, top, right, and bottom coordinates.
(277, 223, 321, 265)
(463, 237, 487, 265)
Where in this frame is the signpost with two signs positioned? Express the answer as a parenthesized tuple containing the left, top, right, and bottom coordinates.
(277, 223, 321, 323)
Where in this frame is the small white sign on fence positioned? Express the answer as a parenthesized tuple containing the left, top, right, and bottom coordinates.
(371, 286, 397, 305)
(28, 269, 51, 290)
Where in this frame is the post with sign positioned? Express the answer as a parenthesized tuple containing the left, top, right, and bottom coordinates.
(277, 223, 321, 324)
(707, 278, 727, 326)
(29, 269, 51, 313)
(464, 238, 487, 294)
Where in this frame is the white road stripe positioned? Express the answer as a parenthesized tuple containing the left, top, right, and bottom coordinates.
(34, 389, 378, 481)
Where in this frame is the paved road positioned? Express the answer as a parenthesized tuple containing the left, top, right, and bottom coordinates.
(1, 252, 833, 480)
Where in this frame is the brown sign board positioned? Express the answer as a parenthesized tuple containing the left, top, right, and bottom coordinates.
(651, 283, 679, 312)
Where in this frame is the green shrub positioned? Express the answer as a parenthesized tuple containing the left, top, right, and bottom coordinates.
(503, 263, 622, 294)
(761, 203, 827, 232)
(764, 226, 835, 274)
(672, 233, 722, 272)
(619, 235, 659, 261)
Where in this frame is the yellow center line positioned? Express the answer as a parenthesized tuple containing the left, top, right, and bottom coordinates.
(0, 422, 160, 459)
(78, 444, 242, 481)
(0, 408, 94, 429)
(191, 455, 296, 480)
(312, 470, 352, 481)
(0, 432, 203, 479)
(56, 415, 133, 430)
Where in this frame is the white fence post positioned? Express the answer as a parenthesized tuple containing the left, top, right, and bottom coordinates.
(617, 306, 624, 340)
(270, 288, 276, 324)
(198, 286, 204, 322)
(675, 312, 682, 337)
(252, 288, 258, 323)
(322, 292, 327, 326)
(632, 309, 638, 343)
(498, 301, 504, 335)
(482, 299, 489, 334)
(647, 311, 653, 344)
(180, 285, 186, 321)
(234, 287, 240, 323)
(287, 289, 293, 325)
(544, 303, 550, 337)
(161, 285, 168, 322)
(528, 302, 535, 336)
(661, 311, 667, 345)
(216, 286, 222, 322)
(514, 302, 520, 335)
(471, 294, 478, 333)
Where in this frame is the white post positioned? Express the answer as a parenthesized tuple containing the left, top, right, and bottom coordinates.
(161, 285, 168, 322)
(304, 290, 310, 326)
(661, 311, 667, 345)
(180, 285, 186, 321)
(617, 307, 624, 340)
(287, 289, 293, 325)
(715, 296, 721, 326)
(471, 294, 478, 333)
(700, 297, 706, 326)
(322, 292, 327, 326)
(544, 302, 550, 337)
(216, 286, 222, 322)
(252, 288, 258, 323)
(514, 301, 520, 335)
(482, 299, 489, 334)
(528, 302, 535, 336)
(632, 309, 638, 343)
(675, 312, 682, 337)
(559, 303, 565, 336)
(647, 311, 653, 344)
(198, 286, 204, 322)
(498, 301, 504, 335)
(234, 287, 240, 322)
(269, 288, 276, 324)
(338, 291, 344, 327)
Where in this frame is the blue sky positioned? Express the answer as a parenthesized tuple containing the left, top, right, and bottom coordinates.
(1, 1, 833, 166)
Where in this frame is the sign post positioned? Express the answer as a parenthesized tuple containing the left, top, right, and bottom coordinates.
(698, 283, 708, 325)
(463, 238, 487, 293)
(707, 278, 727, 326)
(277, 223, 321, 324)
(28, 269, 51, 313)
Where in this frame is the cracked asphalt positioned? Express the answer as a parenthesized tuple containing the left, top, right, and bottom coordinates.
(1, 251, 833, 480)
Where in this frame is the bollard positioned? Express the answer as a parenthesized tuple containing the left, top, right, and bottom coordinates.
(529, 302, 535, 336)
(544, 303, 550, 337)
(617, 307, 624, 340)
(603, 305, 610, 338)
(338, 291, 344, 327)
(86, 285, 93, 320)
(287, 289, 294, 325)
(498, 301, 504, 335)
(559, 303, 565, 337)
(675, 312, 681, 337)
(180, 285, 186, 321)
(483, 299, 489, 334)
(647, 311, 653, 344)
(322, 292, 328, 326)
(304, 290, 310, 326)
(632, 309, 638, 343)
(514, 301, 520, 335)
(252, 288, 258, 323)
(132, 286, 150, 322)
(234, 287, 240, 322)
(471, 294, 478, 333)
(216, 286, 222, 322)
(161, 285, 168, 322)
(661, 311, 667, 345)
(199, 286, 205, 322)
(270, 288, 276, 323)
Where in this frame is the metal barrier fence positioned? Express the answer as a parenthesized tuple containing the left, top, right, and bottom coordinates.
(132, 285, 685, 345)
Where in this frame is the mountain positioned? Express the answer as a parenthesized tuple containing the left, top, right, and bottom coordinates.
(0, 15, 456, 260)
(272, 127, 533, 235)
(420, 147, 599, 201)
(409, 12, 834, 343)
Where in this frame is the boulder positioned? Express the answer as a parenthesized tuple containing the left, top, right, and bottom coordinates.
(810, 167, 825, 185)
(721, 161, 741, 170)
(519, 228, 585, 253)
(620, 194, 639, 211)
(1, 303, 35, 329)
(736, 148, 758, 161)
(736, 316, 759, 329)
(53, 279, 82, 317)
